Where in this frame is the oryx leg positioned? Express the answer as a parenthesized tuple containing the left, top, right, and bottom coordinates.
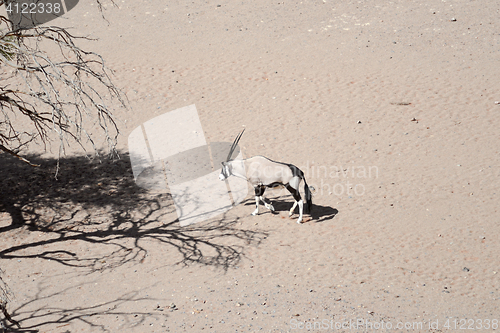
(289, 201, 298, 217)
(252, 186, 263, 215)
(286, 181, 304, 224)
(261, 194, 275, 212)
(252, 185, 274, 216)
(297, 200, 304, 224)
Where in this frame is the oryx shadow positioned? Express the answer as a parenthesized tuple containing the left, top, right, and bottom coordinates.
(243, 195, 339, 223)
(309, 204, 339, 223)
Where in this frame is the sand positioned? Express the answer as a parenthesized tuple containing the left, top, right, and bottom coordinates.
(1, 0, 499, 331)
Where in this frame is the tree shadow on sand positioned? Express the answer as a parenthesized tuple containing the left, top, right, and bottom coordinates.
(0, 152, 268, 330)
(3, 276, 169, 333)
(0, 152, 267, 270)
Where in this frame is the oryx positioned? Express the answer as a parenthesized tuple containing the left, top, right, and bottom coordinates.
(219, 130, 312, 224)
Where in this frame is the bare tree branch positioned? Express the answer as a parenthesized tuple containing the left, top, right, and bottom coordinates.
(0, 6, 126, 166)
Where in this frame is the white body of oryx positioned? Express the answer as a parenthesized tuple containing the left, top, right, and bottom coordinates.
(220, 155, 312, 224)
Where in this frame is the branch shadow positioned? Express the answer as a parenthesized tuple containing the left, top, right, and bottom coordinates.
(2, 276, 166, 333)
(0, 151, 267, 268)
(0, 151, 268, 330)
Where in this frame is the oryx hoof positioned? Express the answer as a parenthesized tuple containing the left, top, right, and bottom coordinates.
(251, 210, 259, 216)
(289, 211, 293, 217)
(269, 204, 275, 212)
(296, 219, 303, 224)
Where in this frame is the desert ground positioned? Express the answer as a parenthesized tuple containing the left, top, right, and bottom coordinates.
(1, 0, 500, 332)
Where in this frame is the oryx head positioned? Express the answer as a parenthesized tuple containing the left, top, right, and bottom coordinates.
(219, 129, 245, 181)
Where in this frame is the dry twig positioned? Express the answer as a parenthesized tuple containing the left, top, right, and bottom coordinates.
(0, 8, 126, 167)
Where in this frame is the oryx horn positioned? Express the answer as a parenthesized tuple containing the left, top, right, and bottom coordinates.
(226, 129, 245, 162)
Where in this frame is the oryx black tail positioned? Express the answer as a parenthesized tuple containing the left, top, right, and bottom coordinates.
(303, 178, 312, 214)
(286, 163, 313, 214)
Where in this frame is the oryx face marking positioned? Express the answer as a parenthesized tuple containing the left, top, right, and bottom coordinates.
(219, 163, 230, 180)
